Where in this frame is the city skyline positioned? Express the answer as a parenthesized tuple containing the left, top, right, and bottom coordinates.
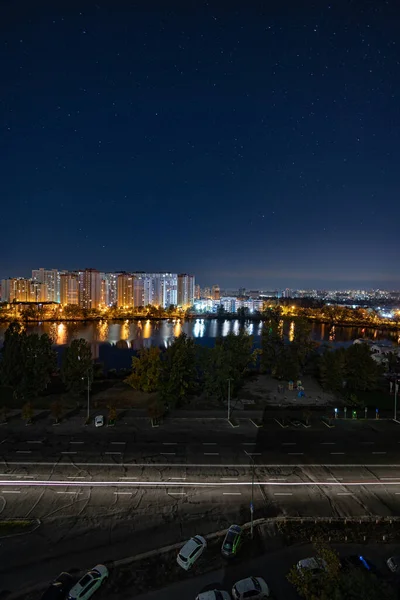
(2, 2, 400, 288)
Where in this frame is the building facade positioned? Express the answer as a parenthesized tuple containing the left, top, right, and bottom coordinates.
(79, 268, 102, 309)
(177, 274, 195, 308)
(60, 273, 79, 305)
(117, 273, 135, 309)
(32, 268, 60, 303)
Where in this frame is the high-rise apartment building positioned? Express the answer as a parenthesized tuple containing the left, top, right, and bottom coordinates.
(60, 273, 79, 305)
(177, 274, 195, 308)
(194, 284, 201, 300)
(0, 278, 49, 302)
(117, 273, 134, 309)
(133, 273, 178, 308)
(79, 268, 102, 309)
(212, 285, 220, 300)
(32, 268, 60, 303)
(102, 273, 118, 306)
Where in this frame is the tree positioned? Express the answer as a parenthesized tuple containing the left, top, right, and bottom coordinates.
(335, 566, 396, 600)
(237, 306, 250, 322)
(125, 346, 161, 392)
(344, 343, 380, 392)
(0, 323, 56, 402)
(319, 348, 346, 393)
(0, 405, 8, 423)
(291, 318, 316, 371)
(260, 319, 284, 375)
(275, 346, 300, 381)
(159, 334, 198, 407)
(107, 400, 117, 423)
(148, 398, 165, 423)
(216, 304, 226, 319)
(61, 338, 93, 396)
(205, 332, 256, 401)
(50, 400, 63, 424)
(287, 540, 341, 600)
(22, 402, 33, 424)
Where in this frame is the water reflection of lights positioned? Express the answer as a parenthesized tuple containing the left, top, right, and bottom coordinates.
(329, 325, 335, 342)
(246, 323, 254, 335)
(97, 321, 109, 342)
(193, 319, 205, 338)
(257, 321, 263, 335)
(56, 323, 67, 345)
(222, 320, 230, 337)
(143, 320, 151, 338)
(289, 321, 295, 342)
(173, 320, 182, 337)
(232, 320, 239, 335)
(120, 322, 130, 341)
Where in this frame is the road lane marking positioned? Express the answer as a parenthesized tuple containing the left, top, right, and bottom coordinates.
(380, 477, 400, 481)
(1, 490, 20, 493)
(114, 491, 132, 495)
(111, 442, 126, 445)
(221, 477, 238, 480)
(327, 477, 344, 481)
(274, 493, 292, 496)
(161, 453, 176, 455)
(223, 492, 241, 495)
(245, 452, 262, 456)
(168, 477, 186, 480)
(119, 477, 138, 480)
(67, 476, 85, 479)
(61, 452, 77, 455)
(169, 492, 187, 495)
(337, 492, 353, 496)
(16, 451, 31, 454)
(8, 461, 400, 468)
(204, 452, 219, 456)
(269, 478, 287, 481)
(372, 452, 387, 455)
(242, 443, 255, 446)
(57, 491, 82, 495)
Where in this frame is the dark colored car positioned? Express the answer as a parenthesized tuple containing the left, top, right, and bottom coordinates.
(341, 555, 380, 576)
(40, 572, 74, 600)
(221, 524, 243, 558)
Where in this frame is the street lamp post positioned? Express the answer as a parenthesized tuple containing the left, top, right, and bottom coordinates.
(86, 372, 90, 421)
(246, 451, 255, 539)
(227, 378, 233, 421)
(394, 379, 399, 421)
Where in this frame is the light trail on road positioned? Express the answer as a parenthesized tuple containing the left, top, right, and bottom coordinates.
(2, 479, 400, 488)
(6, 461, 400, 468)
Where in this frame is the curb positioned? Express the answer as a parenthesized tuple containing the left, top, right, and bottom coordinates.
(0, 519, 41, 540)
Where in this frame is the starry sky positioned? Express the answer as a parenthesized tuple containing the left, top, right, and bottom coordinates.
(1, 0, 399, 290)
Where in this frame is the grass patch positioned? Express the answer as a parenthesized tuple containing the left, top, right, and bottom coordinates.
(0, 519, 37, 536)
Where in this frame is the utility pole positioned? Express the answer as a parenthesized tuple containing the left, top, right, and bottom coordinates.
(87, 372, 90, 421)
(394, 379, 399, 421)
(246, 451, 255, 539)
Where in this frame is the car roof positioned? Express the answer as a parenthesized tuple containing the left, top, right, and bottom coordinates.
(180, 537, 203, 558)
(235, 577, 257, 593)
(298, 557, 323, 569)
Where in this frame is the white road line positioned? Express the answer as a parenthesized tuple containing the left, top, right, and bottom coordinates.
(119, 477, 138, 480)
(105, 452, 122, 455)
(161, 453, 176, 455)
(282, 442, 296, 446)
(16, 451, 31, 454)
(114, 491, 132, 495)
(67, 476, 85, 479)
(288, 453, 304, 455)
(204, 453, 219, 456)
(1, 490, 21, 494)
(246, 452, 262, 456)
(57, 491, 82, 495)
(274, 492, 292, 496)
(163, 442, 177, 445)
(327, 477, 344, 481)
(70, 441, 84, 445)
(269, 478, 287, 481)
(9, 461, 400, 468)
(331, 452, 345, 455)
(337, 492, 353, 496)
(221, 477, 238, 480)
(223, 492, 241, 495)
(380, 477, 400, 481)
(372, 452, 387, 455)
(61, 452, 77, 455)
(169, 492, 187, 495)
(395, 493, 400, 495)
(169, 477, 186, 480)
(111, 442, 126, 445)
(203, 443, 217, 446)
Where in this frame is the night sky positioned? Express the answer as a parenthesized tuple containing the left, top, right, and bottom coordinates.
(2, 1, 399, 289)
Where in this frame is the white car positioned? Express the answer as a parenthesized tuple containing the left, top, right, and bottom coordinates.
(232, 577, 270, 599)
(297, 557, 327, 577)
(94, 415, 104, 428)
(196, 592, 231, 600)
(177, 535, 207, 570)
(67, 564, 108, 599)
(387, 555, 400, 572)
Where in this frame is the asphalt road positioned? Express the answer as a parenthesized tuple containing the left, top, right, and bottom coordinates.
(2, 417, 400, 595)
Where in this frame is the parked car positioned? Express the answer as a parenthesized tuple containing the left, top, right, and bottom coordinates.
(67, 565, 108, 600)
(40, 572, 73, 600)
(232, 577, 270, 599)
(177, 535, 207, 570)
(297, 557, 327, 577)
(341, 555, 380, 576)
(94, 415, 104, 428)
(387, 555, 400, 573)
(196, 591, 231, 600)
(221, 525, 243, 558)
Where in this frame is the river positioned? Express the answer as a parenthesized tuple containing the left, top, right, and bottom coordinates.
(0, 319, 398, 370)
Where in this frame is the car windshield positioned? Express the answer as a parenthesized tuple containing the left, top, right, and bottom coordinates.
(79, 574, 92, 586)
(178, 553, 188, 562)
(251, 577, 261, 591)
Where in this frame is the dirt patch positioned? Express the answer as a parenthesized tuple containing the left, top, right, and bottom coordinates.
(241, 374, 339, 407)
